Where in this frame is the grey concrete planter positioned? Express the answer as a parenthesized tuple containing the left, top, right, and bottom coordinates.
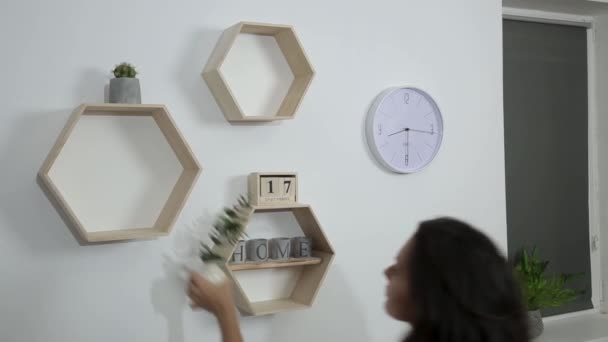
(109, 78, 141, 104)
(528, 310, 543, 339)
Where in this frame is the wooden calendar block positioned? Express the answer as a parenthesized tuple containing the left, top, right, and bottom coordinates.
(249, 172, 298, 206)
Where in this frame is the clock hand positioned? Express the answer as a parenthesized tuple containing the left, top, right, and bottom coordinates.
(388, 128, 407, 137)
(405, 130, 409, 166)
(409, 128, 434, 135)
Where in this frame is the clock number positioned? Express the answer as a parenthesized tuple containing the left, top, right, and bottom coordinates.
(404, 93, 410, 104)
(377, 124, 382, 136)
(430, 124, 434, 135)
(284, 180, 292, 193)
(267, 180, 274, 194)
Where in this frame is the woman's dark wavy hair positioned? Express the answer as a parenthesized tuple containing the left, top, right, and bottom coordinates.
(404, 218, 529, 342)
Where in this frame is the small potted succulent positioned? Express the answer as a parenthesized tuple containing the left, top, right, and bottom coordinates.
(109, 62, 141, 104)
(514, 247, 583, 339)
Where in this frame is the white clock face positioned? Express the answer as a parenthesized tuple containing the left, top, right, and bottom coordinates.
(366, 87, 443, 173)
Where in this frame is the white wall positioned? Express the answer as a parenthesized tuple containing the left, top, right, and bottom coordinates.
(0, 0, 505, 341)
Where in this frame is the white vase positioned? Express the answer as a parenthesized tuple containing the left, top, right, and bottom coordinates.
(182, 257, 227, 285)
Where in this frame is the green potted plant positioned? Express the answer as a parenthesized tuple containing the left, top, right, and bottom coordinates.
(109, 62, 141, 104)
(514, 247, 583, 338)
(191, 196, 251, 284)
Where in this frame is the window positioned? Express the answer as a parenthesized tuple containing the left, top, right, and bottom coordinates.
(503, 19, 592, 315)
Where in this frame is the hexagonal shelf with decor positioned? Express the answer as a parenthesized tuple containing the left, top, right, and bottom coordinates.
(202, 21, 315, 122)
(38, 103, 201, 243)
(216, 203, 334, 316)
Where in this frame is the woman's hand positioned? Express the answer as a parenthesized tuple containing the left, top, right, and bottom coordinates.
(187, 271, 235, 315)
(187, 271, 244, 342)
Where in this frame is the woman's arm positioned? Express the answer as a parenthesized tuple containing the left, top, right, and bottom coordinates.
(216, 304, 243, 342)
(188, 272, 244, 342)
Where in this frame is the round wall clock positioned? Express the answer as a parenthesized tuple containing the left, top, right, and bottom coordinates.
(366, 87, 443, 173)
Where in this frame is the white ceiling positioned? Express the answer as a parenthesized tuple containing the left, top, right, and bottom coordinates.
(503, 0, 608, 15)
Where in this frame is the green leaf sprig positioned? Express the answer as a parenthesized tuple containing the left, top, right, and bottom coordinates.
(200, 196, 251, 262)
(514, 247, 584, 311)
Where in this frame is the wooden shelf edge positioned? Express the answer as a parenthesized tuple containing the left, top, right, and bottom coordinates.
(239, 21, 293, 30)
(227, 115, 293, 122)
(86, 228, 168, 242)
(229, 256, 321, 271)
(80, 103, 166, 109)
(248, 299, 310, 316)
(251, 203, 309, 211)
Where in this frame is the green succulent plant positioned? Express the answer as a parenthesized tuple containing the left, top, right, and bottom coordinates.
(200, 196, 251, 262)
(514, 247, 584, 311)
(112, 62, 138, 78)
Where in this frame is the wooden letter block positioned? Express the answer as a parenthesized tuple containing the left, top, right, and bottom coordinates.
(282, 176, 296, 202)
(260, 177, 282, 198)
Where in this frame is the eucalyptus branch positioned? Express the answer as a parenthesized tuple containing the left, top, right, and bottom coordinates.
(199, 195, 251, 262)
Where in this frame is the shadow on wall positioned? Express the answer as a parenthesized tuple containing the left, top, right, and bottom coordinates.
(174, 28, 227, 126)
(150, 255, 188, 342)
(260, 267, 371, 342)
(150, 254, 221, 342)
(73, 67, 108, 104)
(111, 116, 184, 232)
(225, 174, 248, 205)
(0, 110, 84, 251)
(360, 96, 394, 175)
(148, 253, 370, 342)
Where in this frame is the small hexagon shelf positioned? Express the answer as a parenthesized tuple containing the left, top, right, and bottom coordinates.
(217, 204, 334, 316)
(38, 104, 201, 243)
(202, 21, 315, 122)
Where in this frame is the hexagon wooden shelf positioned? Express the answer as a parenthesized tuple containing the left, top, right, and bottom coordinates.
(37, 104, 201, 243)
(214, 204, 334, 316)
(202, 21, 315, 122)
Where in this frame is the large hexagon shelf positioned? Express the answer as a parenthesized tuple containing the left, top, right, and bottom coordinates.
(38, 104, 201, 243)
(216, 204, 334, 316)
(202, 21, 315, 122)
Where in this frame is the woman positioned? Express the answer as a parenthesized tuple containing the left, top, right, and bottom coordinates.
(187, 217, 529, 342)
